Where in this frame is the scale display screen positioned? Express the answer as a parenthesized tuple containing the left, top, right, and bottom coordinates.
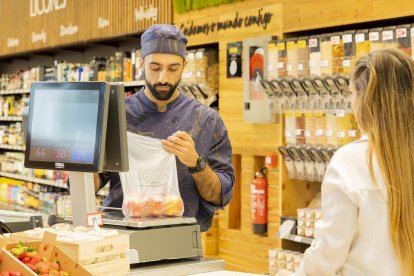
(24, 82, 108, 172)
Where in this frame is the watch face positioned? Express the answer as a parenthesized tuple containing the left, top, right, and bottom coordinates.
(198, 156, 207, 170)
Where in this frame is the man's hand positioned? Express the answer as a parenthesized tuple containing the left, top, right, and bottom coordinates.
(161, 131, 199, 167)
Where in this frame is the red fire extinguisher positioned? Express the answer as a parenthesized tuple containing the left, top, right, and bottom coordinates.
(251, 167, 268, 235)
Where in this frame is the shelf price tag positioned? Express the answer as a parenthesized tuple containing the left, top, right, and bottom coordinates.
(87, 213, 103, 227)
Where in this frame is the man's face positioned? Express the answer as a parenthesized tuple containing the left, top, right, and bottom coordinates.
(143, 53, 186, 101)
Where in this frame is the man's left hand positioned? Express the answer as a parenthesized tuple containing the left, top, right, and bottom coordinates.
(161, 131, 199, 167)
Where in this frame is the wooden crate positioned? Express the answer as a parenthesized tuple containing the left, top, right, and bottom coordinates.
(3, 233, 92, 276)
(9, 233, 130, 275)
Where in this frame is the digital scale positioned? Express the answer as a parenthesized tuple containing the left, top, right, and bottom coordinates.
(67, 211, 203, 264)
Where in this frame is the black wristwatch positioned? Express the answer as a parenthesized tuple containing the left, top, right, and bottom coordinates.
(188, 155, 207, 174)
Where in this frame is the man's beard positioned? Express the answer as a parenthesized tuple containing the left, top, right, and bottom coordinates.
(145, 77, 181, 101)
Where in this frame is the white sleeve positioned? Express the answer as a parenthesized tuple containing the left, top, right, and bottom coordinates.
(294, 165, 358, 276)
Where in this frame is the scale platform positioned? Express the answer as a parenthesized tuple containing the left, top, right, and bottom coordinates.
(67, 211, 203, 264)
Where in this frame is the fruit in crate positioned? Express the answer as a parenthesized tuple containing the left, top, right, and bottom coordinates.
(8, 242, 70, 275)
(0, 271, 23, 276)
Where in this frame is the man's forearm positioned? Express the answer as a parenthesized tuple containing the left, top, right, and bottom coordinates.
(192, 165, 222, 205)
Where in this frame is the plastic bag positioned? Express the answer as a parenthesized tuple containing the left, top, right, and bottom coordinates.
(119, 132, 184, 218)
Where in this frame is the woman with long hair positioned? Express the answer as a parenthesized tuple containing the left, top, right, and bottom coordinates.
(277, 48, 414, 275)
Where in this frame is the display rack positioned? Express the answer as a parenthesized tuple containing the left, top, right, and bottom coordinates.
(0, 202, 45, 215)
(0, 116, 23, 121)
(279, 234, 314, 245)
(0, 171, 67, 189)
(0, 89, 30, 95)
(0, 144, 25, 151)
(121, 80, 145, 87)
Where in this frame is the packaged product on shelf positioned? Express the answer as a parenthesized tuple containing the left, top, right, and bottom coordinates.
(325, 77, 343, 147)
(297, 36, 309, 77)
(331, 32, 344, 75)
(281, 79, 297, 145)
(302, 78, 319, 146)
(297, 226, 306, 237)
(342, 30, 356, 77)
(123, 52, 133, 82)
(309, 35, 321, 77)
(297, 218, 305, 227)
(305, 227, 314, 238)
(277, 40, 288, 78)
(267, 41, 279, 80)
(286, 38, 298, 77)
(96, 57, 108, 81)
(320, 33, 333, 76)
(291, 79, 307, 145)
(312, 78, 329, 146)
(133, 49, 142, 80)
(305, 220, 314, 228)
(297, 208, 307, 218)
(285, 112, 296, 145)
(269, 249, 304, 274)
(382, 26, 397, 49)
(369, 27, 383, 52)
(348, 112, 359, 142)
(396, 24, 411, 56)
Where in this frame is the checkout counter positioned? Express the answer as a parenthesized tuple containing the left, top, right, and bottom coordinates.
(10, 82, 240, 275)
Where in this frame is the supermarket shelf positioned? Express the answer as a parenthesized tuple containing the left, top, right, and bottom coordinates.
(0, 202, 44, 215)
(0, 116, 23, 121)
(0, 144, 25, 151)
(0, 171, 67, 189)
(0, 89, 30, 95)
(280, 234, 314, 245)
(109, 80, 145, 87)
(123, 80, 145, 87)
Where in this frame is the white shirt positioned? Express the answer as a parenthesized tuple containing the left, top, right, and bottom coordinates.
(294, 137, 400, 276)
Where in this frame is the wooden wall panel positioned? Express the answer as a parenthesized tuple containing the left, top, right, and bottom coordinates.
(283, 0, 414, 33)
(0, 0, 172, 57)
(175, 2, 284, 273)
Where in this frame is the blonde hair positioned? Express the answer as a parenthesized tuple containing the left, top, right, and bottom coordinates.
(351, 48, 414, 276)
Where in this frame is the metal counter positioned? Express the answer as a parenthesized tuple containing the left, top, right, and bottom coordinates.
(128, 258, 225, 275)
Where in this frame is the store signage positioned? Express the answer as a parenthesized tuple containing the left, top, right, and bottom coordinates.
(30, 0, 67, 17)
(60, 23, 78, 37)
(32, 30, 47, 43)
(7, 38, 20, 48)
(135, 4, 158, 21)
(180, 8, 273, 36)
(98, 17, 110, 29)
